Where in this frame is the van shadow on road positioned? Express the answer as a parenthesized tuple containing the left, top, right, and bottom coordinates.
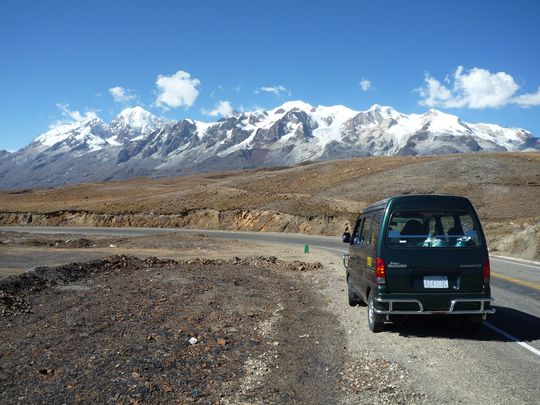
(382, 306, 540, 342)
(487, 306, 540, 342)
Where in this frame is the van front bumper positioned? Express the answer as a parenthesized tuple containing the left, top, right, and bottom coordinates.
(373, 295, 495, 315)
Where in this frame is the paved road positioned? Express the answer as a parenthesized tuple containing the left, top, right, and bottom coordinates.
(2, 226, 539, 403)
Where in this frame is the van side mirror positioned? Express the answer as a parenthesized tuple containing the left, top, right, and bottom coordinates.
(342, 232, 351, 243)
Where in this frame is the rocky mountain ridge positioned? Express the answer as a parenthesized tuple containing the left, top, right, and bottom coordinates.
(0, 102, 537, 189)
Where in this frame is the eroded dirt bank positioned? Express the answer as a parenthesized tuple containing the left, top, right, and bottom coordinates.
(0, 256, 425, 404)
(0, 209, 349, 236)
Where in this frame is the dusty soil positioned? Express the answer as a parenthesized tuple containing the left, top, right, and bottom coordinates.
(0, 255, 426, 404)
(0, 230, 238, 252)
(0, 231, 314, 280)
(1, 152, 539, 258)
(2, 230, 537, 404)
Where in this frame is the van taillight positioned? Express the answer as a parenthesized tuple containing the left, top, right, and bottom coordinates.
(376, 257, 386, 285)
(483, 259, 490, 284)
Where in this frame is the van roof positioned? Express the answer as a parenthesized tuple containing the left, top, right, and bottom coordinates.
(363, 194, 474, 214)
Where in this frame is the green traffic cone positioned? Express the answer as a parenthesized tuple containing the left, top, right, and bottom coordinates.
(304, 244, 310, 253)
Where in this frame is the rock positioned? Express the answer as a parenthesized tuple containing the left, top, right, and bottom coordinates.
(161, 384, 173, 392)
(38, 368, 54, 376)
(188, 337, 198, 345)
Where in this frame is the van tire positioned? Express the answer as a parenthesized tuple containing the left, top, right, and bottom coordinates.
(347, 276, 361, 307)
(367, 290, 384, 333)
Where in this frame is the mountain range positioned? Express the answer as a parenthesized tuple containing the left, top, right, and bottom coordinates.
(0, 101, 538, 190)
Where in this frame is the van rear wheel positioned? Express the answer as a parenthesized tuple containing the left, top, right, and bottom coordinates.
(367, 290, 384, 333)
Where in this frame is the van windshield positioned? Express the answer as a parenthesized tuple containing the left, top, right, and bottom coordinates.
(387, 210, 480, 248)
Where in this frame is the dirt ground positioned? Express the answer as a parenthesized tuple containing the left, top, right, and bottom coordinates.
(2, 230, 538, 404)
(0, 253, 426, 404)
(0, 231, 319, 280)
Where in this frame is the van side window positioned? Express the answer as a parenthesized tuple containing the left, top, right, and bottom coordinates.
(370, 212, 381, 246)
(352, 217, 364, 245)
(360, 216, 372, 245)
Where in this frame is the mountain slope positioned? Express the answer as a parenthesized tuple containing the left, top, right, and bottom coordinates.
(109, 106, 167, 143)
(0, 102, 537, 190)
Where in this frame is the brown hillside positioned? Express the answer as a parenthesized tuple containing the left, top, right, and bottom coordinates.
(1, 152, 539, 258)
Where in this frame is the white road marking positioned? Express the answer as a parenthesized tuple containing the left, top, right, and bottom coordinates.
(491, 257, 540, 270)
(485, 322, 540, 358)
(491, 255, 540, 266)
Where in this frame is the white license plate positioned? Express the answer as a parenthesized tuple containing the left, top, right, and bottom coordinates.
(423, 276, 448, 289)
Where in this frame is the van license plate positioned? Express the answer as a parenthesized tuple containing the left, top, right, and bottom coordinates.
(423, 276, 448, 288)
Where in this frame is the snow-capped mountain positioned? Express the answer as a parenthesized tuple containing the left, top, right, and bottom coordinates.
(109, 106, 167, 144)
(0, 150, 12, 161)
(33, 117, 111, 153)
(32, 107, 165, 153)
(0, 102, 537, 189)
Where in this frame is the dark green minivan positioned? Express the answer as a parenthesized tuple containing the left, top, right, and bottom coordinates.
(342, 195, 494, 332)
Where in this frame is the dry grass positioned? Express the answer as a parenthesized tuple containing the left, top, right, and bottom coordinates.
(1, 152, 538, 223)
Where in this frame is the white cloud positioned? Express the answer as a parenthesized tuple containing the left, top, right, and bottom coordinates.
(238, 104, 264, 113)
(359, 79, 372, 92)
(49, 103, 98, 129)
(202, 100, 234, 117)
(109, 86, 138, 104)
(155, 70, 200, 109)
(209, 85, 224, 98)
(255, 85, 291, 96)
(417, 74, 453, 107)
(512, 86, 540, 107)
(453, 66, 518, 108)
(418, 66, 522, 109)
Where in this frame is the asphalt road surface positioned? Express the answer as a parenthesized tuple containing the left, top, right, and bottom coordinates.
(2, 226, 539, 403)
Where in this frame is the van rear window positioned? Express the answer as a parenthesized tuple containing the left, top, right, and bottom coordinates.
(387, 210, 480, 248)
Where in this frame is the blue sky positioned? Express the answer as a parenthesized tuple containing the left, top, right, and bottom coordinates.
(1, 0, 539, 150)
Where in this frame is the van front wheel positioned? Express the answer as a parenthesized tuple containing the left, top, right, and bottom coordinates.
(367, 290, 384, 333)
